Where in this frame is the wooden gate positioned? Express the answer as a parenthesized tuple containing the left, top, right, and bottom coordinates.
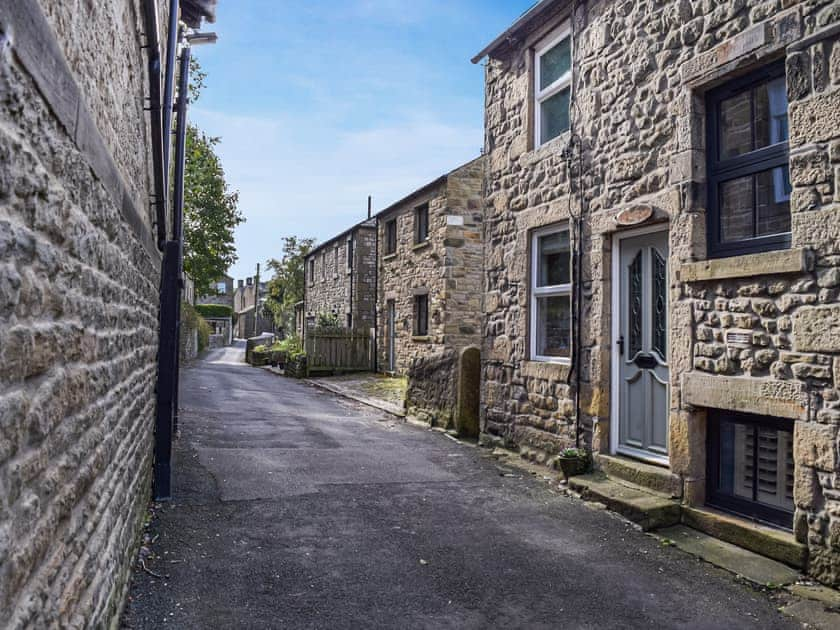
(305, 328, 373, 375)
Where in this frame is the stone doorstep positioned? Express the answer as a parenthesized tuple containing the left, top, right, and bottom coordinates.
(655, 525, 801, 587)
(681, 506, 807, 570)
(568, 474, 681, 531)
(593, 453, 682, 498)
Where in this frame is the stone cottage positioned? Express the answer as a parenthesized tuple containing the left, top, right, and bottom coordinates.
(233, 276, 273, 339)
(0, 0, 215, 626)
(303, 218, 377, 335)
(473, 0, 840, 585)
(376, 158, 485, 433)
(198, 274, 234, 308)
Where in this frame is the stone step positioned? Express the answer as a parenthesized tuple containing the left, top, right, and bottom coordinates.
(569, 474, 681, 531)
(594, 453, 682, 498)
(656, 525, 801, 586)
(682, 506, 807, 569)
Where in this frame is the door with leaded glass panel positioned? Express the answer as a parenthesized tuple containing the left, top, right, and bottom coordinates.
(615, 229, 669, 462)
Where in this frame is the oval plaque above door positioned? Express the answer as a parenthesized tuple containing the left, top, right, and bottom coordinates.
(616, 205, 654, 227)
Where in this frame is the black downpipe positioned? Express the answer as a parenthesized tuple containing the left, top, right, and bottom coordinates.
(153, 45, 191, 501)
(162, 0, 181, 177)
(171, 45, 191, 437)
(141, 0, 167, 250)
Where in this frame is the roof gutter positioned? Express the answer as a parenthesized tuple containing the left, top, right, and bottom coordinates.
(470, 0, 558, 63)
(141, 0, 167, 249)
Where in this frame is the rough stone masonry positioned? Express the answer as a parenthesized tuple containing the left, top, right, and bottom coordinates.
(478, 0, 840, 586)
(0, 1, 170, 627)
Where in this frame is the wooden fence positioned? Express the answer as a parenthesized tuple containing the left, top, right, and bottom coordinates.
(305, 328, 373, 374)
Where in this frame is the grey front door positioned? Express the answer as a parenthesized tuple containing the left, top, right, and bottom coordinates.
(387, 300, 396, 372)
(617, 230, 669, 461)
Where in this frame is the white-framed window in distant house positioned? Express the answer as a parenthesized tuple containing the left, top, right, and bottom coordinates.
(216, 281, 227, 294)
(530, 224, 572, 363)
(535, 23, 572, 147)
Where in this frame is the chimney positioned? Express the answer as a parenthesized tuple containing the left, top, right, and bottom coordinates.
(246, 277, 253, 286)
(367, 195, 372, 219)
(238, 279, 244, 289)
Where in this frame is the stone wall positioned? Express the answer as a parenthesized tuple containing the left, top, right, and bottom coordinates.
(0, 0, 169, 626)
(376, 159, 485, 375)
(479, 0, 840, 585)
(304, 222, 376, 334)
(406, 350, 458, 428)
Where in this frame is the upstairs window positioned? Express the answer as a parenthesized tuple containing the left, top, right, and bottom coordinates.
(347, 236, 354, 271)
(216, 281, 227, 294)
(414, 293, 429, 336)
(530, 225, 571, 362)
(308, 259, 315, 285)
(535, 24, 571, 146)
(321, 253, 326, 281)
(415, 203, 429, 243)
(385, 218, 397, 255)
(707, 63, 790, 258)
(334, 245, 339, 276)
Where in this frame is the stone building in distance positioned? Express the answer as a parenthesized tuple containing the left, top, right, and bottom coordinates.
(303, 218, 377, 336)
(233, 276, 273, 339)
(376, 158, 485, 432)
(0, 0, 215, 626)
(198, 274, 235, 308)
(474, 0, 840, 586)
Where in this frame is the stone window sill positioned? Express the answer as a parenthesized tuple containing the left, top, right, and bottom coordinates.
(412, 240, 431, 252)
(383, 253, 398, 262)
(520, 360, 571, 381)
(412, 335, 431, 343)
(678, 248, 811, 283)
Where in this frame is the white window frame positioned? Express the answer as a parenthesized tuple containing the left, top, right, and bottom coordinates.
(530, 224, 572, 364)
(534, 22, 572, 148)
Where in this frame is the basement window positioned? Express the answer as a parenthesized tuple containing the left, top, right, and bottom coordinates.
(530, 225, 571, 363)
(706, 62, 791, 258)
(707, 410, 794, 529)
(535, 23, 571, 147)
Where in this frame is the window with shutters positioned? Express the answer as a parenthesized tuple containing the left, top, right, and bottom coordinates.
(707, 411, 794, 529)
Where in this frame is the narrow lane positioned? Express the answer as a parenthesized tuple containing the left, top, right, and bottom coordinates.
(122, 355, 796, 629)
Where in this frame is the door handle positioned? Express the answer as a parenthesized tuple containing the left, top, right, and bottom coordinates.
(617, 335, 624, 356)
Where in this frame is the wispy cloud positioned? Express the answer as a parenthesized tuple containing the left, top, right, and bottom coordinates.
(191, 106, 482, 272)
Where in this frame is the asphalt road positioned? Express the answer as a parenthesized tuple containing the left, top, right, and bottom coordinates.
(121, 342, 796, 629)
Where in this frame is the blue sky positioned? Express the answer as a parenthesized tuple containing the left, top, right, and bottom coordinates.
(190, 0, 534, 281)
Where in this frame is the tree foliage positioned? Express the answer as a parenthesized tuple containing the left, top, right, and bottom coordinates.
(182, 58, 244, 296)
(265, 236, 316, 331)
(183, 125, 244, 296)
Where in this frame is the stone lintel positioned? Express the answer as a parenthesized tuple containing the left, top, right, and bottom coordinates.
(520, 360, 570, 382)
(681, 373, 807, 420)
(681, 22, 770, 84)
(678, 248, 811, 283)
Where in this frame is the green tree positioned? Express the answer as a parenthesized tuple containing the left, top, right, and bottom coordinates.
(182, 125, 244, 296)
(265, 236, 316, 330)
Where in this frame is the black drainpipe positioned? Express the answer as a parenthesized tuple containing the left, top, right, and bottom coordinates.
(162, 0, 181, 177)
(154, 43, 191, 501)
(141, 0, 167, 250)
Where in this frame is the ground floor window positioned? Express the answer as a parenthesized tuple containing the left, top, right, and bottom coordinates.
(414, 293, 429, 336)
(707, 411, 794, 529)
(530, 225, 571, 362)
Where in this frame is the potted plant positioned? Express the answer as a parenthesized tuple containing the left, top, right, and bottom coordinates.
(556, 447, 591, 481)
